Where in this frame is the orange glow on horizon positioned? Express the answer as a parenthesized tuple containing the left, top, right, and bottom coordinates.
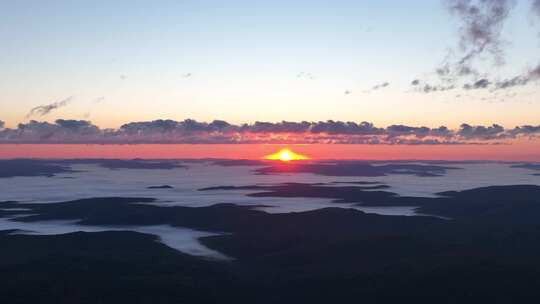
(264, 148, 309, 162)
(0, 141, 539, 162)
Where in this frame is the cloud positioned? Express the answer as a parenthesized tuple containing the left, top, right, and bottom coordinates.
(26, 96, 73, 117)
(297, 72, 315, 80)
(530, 63, 540, 79)
(457, 123, 506, 140)
(426, 63, 540, 93)
(120, 119, 235, 135)
(0, 118, 538, 145)
(463, 78, 491, 90)
(489, 63, 540, 90)
(386, 125, 430, 138)
(493, 76, 529, 90)
(416, 1, 540, 95)
(386, 125, 453, 139)
(6, 119, 98, 142)
(417, 82, 456, 93)
(364, 82, 390, 93)
(509, 125, 540, 137)
(533, 0, 540, 18)
(241, 121, 309, 133)
(309, 121, 384, 135)
(371, 82, 390, 90)
(55, 119, 100, 134)
(445, 0, 516, 73)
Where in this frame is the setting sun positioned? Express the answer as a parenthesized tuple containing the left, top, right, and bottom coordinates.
(264, 148, 309, 162)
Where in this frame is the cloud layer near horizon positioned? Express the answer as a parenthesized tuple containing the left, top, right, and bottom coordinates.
(0, 119, 538, 145)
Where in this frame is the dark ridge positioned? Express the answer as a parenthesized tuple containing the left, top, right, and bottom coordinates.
(198, 183, 540, 220)
(510, 163, 540, 171)
(0, 231, 234, 303)
(0, 159, 74, 178)
(201, 183, 394, 197)
(340, 184, 390, 190)
(331, 181, 383, 185)
(418, 185, 540, 220)
(62, 159, 187, 170)
(511, 163, 540, 176)
(200, 183, 398, 205)
(0, 229, 19, 235)
(0, 159, 187, 178)
(245, 184, 398, 205)
(198, 185, 265, 191)
(3, 186, 540, 302)
(212, 159, 270, 166)
(7, 196, 440, 235)
(3, 184, 540, 302)
(370, 159, 499, 165)
(0, 201, 23, 217)
(3, 228, 540, 303)
(147, 185, 174, 189)
(8, 185, 540, 234)
(0, 210, 31, 218)
(254, 162, 461, 177)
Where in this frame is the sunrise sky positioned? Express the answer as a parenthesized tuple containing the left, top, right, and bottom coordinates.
(1, 0, 539, 159)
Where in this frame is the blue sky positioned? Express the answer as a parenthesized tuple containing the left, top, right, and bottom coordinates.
(1, 0, 539, 128)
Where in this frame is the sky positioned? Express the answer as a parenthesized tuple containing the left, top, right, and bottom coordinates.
(1, 141, 539, 161)
(0, 0, 539, 159)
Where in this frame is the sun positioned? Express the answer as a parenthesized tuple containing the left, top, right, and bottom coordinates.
(264, 148, 309, 162)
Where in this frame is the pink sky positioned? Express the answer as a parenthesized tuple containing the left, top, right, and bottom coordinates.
(1, 139, 539, 161)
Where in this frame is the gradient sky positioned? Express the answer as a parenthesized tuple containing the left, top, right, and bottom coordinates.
(1, 0, 540, 130)
(2, 139, 540, 161)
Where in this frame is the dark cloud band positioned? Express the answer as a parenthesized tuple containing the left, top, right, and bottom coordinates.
(0, 119, 538, 145)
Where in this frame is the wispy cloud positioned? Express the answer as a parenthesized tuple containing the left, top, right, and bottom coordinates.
(297, 72, 316, 80)
(445, 0, 515, 74)
(533, 0, 540, 19)
(414, 0, 540, 95)
(362, 82, 390, 94)
(412, 80, 456, 93)
(463, 78, 491, 90)
(26, 96, 73, 118)
(371, 82, 389, 91)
